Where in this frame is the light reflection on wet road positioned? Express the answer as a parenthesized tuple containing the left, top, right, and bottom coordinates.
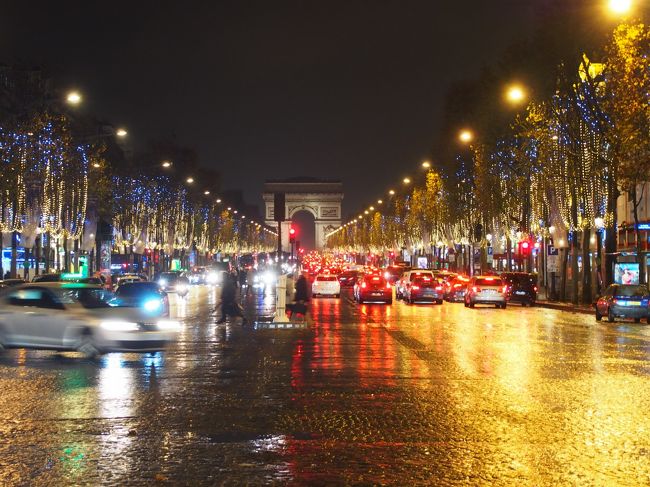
(1, 285, 650, 485)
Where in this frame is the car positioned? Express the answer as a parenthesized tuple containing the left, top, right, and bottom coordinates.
(0, 282, 179, 357)
(0, 278, 26, 290)
(383, 265, 410, 284)
(404, 275, 444, 304)
(395, 270, 434, 300)
(354, 275, 392, 304)
(501, 272, 538, 306)
(114, 273, 146, 288)
(464, 276, 507, 308)
(75, 277, 104, 286)
(32, 273, 61, 283)
(114, 281, 170, 317)
(595, 284, 650, 323)
(156, 272, 190, 297)
(312, 274, 341, 298)
(338, 270, 360, 287)
(188, 267, 207, 284)
(444, 275, 470, 302)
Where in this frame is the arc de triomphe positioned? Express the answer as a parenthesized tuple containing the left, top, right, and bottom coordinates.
(263, 179, 343, 251)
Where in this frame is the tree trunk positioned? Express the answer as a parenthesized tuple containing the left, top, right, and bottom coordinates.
(10, 231, 18, 278)
(506, 236, 512, 271)
(560, 247, 568, 302)
(631, 185, 646, 285)
(604, 172, 619, 287)
(581, 229, 592, 305)
(570, 232, 579, 305)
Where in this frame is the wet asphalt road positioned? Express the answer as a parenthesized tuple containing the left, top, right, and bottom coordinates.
(2, 285, 650, 485)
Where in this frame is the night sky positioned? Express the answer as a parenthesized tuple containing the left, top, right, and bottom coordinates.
(1, 1, 539, 215)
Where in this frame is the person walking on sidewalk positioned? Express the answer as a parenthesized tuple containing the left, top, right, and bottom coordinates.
(216, 276, 247, 324)
(288, 273, 312, 323)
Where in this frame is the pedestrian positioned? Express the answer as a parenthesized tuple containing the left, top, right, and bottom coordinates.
(246, 267, 255, 295)
(216, 274, 247, 324)
(288, 273, 312, 323)
(3, 270, 10, 280)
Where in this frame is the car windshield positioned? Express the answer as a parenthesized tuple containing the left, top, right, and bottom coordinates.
(410, 273, 431, 281)
(51, 287, 116, 309)
(475, 278, 503, 286)
(414, 277, 436, 287)
(614, 285, 648, 297)
(117, 283, 161, 297)
(367, 276, 386, 285)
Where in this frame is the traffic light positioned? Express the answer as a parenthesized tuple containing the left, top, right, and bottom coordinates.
(289, 226, 296, 243)
(519, 240, 531, 256)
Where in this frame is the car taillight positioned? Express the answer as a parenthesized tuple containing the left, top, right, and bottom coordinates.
(472, 286, 479, 293)
(454, 283, 462, 288)
(435, 285, 442, 291)
(361, 282, 367, 288)
(533, 286, 538, 292)
(412, 285, 420, 290)
(502, 285, 508, 293)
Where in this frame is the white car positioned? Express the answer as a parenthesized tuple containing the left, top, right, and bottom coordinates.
(0, 283, 180, 357)
(312, 275, 341, 298)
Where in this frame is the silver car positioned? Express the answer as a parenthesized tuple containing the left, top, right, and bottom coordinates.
(464, 276, 507, 309)
(0, 283, 179, 357)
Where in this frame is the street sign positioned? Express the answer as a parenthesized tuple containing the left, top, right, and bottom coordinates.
(547, 244, 559, 256)
(487, 246, 493, 255)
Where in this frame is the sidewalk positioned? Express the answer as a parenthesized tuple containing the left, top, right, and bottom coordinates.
(535, 289, 594, 315)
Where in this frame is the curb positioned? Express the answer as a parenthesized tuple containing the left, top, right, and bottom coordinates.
(536, 301, 594, 315)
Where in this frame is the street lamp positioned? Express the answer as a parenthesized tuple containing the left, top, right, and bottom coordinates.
(66, 91, 82, 105)
(216, 198, 222, 203)
(505, 84, 527, 105)
(422, 161, 431, 169)
(609, 0, 632, 14)
(203, 190, 210, 195)
(388, 189, 395, 195)
(162, 161, 172, 168)
(459, 129, 474, 144)
(186, 177, 194, 184)
(115, 128, 128, 137)
(377, 199, 383, 204)
(403, 177, 411, 185)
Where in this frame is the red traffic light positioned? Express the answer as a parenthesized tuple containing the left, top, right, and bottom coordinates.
(289, 227, 296, 236)
(521, 241, 529, 249)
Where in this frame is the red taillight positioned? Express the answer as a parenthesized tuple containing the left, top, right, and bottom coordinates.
(412, 285, 420, 290)
(361, 282, 367, 288)
(435, 285, 442, 291)
(533, 286, 538, 292)
(454, 283, 462, 288)
(502, 285, 508, 293)
(472, 286, 479, 293)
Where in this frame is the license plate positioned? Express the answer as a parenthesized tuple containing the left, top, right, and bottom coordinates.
(482, 289, 496, 294)
(515, 291, 526, 295)
(371, 292, 382, 296)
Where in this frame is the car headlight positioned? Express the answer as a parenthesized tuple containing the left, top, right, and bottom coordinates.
(100, 321, 139, 332)
(206, 272, 219, 284)
(156, 320, 181, 331)
(143, 299, 162, 312)
(263, 272, 276, 285)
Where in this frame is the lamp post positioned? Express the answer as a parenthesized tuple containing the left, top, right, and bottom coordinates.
(595, 217, 605, 295)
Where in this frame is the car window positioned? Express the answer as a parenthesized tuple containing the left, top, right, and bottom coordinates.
(409, 272, 432, 281)
(614, 285, 648, 297)
(117, 283, 161, 297)
(50, 288, 115, 308)
(475, 278, 503, 286)
(8, 289, 45, 307)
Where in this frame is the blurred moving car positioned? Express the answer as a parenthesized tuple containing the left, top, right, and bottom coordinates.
(595, 284, 650, 323)
(114, 281, 170, 317)
(354, 274, 392, 304)
(0, 283, 179, 357)
(396, 270, 434, 300)
(188, 267, 207, 284)
(32, 273, 61, 283)
(338, 270, 360, 287)
(157, 272, 190, 297)
(0, 279, 26, 290)
(114, 274, 146, 288)
(312, 274, 341, 298)
(444, 275, 470, 302)
(464, 276, 507, 309)
(501, 272, 537, 306)
(404, 275, 443, 304)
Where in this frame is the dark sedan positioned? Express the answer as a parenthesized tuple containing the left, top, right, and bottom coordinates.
(114, 281, 170, 317)
(404, 275, 444, 304)
(337, 270, 360, 287)
(595, 284, 649, 323)
(354, 275, 392, 304)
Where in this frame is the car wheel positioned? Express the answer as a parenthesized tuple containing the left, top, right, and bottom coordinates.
(501, 303, 507, 309)
(464, 300, 468, 308)
(634, 318, 641, 323)
(436, 300, 443, 305)
(76, 330, 102, 359)
(595, 309, 602, 321)
(0, 325, 6, 351)
(335, 294, 340, 298)
(607, 308, 615, 323)
(469, 301, 475, 309)
(529, 301, 535, 307)
(386, 299, 393, 305)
